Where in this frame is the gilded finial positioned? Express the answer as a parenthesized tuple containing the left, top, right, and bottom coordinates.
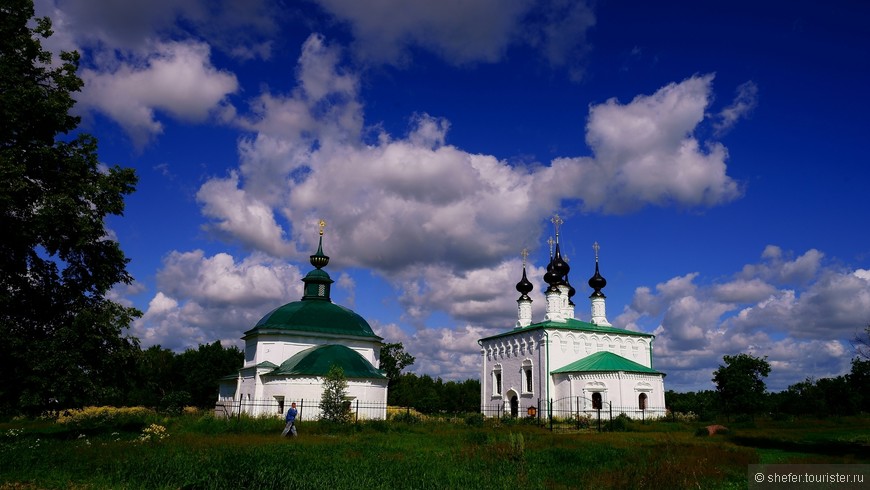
(318, 219, 326, 236)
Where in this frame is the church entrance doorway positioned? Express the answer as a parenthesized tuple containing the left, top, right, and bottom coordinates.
(510, 395, 518, 418)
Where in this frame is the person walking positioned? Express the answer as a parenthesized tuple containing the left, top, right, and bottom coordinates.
(281, 402, 298, 437)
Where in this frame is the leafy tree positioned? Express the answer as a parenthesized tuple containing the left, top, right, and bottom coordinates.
(173, 341, 243, 408)
(389, 373, 480, 414)
(712, 353, 771, 418)
(665, 390, 718, 420)
(847, 357, 870, 412)
(128, 346, 178, 408)
(379, 342, 415, 389)
(125, 342, 243, 409)
(320, 365, 351, 423)
(0, 0, 140, 414)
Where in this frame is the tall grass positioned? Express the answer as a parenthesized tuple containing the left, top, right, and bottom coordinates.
(2, 413, 867, 489)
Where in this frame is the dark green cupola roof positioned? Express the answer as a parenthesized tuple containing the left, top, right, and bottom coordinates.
(244, 221, 382, 341)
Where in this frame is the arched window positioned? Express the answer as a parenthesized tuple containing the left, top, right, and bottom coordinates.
(492, 364, 502, 396)
(592, 392, 602, 410)
(638, 393, 648, 410)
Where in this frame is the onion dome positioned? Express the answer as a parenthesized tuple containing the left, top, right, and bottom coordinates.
(516, 266, 533, 299)
(566, 274, 576, 305)
(543, 257, 561, 291)
(588, 241, 607, 298)
(551, 243, 570, 282)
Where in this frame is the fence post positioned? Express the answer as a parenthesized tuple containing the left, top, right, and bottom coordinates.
(300, 399, 303, 421)
(537, 398, 541, 426)
(355, 399, 359, 423)
(549, 399, 553, 432)
(597, 408, 601, 432)
(609, 403, 612, 431)
(575, 397, 579, 430)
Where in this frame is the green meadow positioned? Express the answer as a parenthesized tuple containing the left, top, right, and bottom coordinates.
(2, 411, 868, 490)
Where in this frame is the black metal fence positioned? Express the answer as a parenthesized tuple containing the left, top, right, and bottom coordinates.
(214, 398, 388, 421)
(481, 397, 668, 431)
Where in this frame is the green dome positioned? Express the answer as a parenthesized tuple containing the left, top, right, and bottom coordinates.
(245, 300, 381, 340)
(269, 344, 386, 379)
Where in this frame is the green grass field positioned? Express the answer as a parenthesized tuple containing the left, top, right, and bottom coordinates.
(1, 412, 867, 489)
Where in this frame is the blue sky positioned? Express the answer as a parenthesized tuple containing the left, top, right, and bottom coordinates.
(35, 0, 870, 391)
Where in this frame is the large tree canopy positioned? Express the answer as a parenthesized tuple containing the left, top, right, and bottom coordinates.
(712, 353, 771, 417)
(0, 0, 140, 413)
(379, 342, 415, 388)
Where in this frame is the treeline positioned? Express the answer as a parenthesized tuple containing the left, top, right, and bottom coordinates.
(388, 373, 480, 414)
(121, 342, 243, 412)
(667, 358, 870, 420)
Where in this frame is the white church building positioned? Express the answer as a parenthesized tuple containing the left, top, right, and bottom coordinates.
(479, 218, 666, 420)
(216, 223, 388, 420)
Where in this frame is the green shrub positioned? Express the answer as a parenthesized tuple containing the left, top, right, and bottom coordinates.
(608, 413, 632, 432)
(464, 413, 484, 427)
(56, 406, 157, 432)
(160, 391, 192, 415)
(390, 410, 422, 424)
(507, 432, 525, 462)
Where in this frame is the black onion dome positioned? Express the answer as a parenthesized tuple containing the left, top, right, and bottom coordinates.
(588, 261, 607, 296)
(543, 257, 560, 288)
(516, 267, 533, 297)
(566, 274, 576, 299)
(551, 243, 570, 280)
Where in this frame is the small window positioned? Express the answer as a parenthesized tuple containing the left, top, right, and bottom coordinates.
(521, 359, 533, 394)
(638, 393, 647, 410)
(592, 392, 602, 410)
(275, 396, 285, 414)
(492, 365, 503, 396)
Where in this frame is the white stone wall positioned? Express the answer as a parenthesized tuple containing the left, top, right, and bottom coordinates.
(232, 374, 388, 420)
(548, 330, 652, 369)
(480, 331, 548, 416)
(551, 371, 666, 419)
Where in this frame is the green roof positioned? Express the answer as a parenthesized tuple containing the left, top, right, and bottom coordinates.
(267, 344, 386, 379)
(480, 317, 654, 342)
(245, 300, 382, 340)
(552, 351, 663, 375)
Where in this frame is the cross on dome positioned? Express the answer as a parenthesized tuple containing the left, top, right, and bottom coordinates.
(551, 213, 563, 242)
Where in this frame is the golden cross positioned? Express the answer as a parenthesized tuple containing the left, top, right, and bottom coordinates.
(319, 219, 326, 236)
